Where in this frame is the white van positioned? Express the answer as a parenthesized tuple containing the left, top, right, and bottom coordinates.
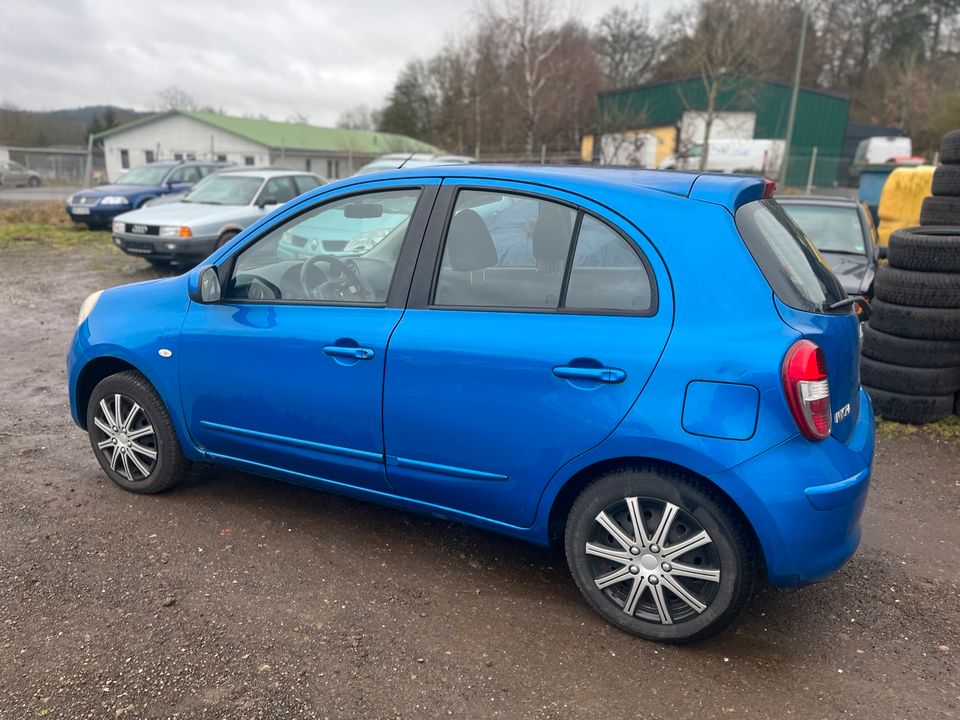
(659, 139, 785, 177)
(853, 136, 912, 166)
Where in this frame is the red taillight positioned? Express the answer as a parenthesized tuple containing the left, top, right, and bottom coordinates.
(762, 178, 777, 198)
(782, 339, 831, 441)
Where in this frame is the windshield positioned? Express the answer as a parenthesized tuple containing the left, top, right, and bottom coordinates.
(780, 204, 866, 255)
(184, 175, 263, 205)
(115, 165, 172, 186)
(736, 199, 847, 314)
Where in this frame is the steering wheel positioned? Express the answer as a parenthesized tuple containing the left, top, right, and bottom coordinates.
(299, 254, 374, 301)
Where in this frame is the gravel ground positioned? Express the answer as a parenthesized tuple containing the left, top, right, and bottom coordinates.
(0, 233, 957, 719)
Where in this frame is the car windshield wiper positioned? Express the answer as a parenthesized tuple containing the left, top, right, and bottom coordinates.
(818, 248, 866, 256)
(828, 297, 858, 310)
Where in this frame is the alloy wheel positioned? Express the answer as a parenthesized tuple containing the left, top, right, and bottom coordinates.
(585, 496, 721, 625)
(91, 393, 158, 482)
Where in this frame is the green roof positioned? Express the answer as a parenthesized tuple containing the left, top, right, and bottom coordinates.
(95, 109, 441, 155)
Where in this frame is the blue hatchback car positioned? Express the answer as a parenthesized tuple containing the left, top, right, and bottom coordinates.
(68, 166, 874, 643)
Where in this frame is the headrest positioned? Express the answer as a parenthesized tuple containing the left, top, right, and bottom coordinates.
(533, 204, 573, 263)
(447, 209, 499, 271)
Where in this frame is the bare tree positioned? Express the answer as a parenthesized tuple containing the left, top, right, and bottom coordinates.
(487, 0, 567, 157)
(594, 5, 661, 89)
(155, 86, 197, 111)
(337, 105, 379, 130)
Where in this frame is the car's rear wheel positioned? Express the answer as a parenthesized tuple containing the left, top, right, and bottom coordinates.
(85, 370, 189, 493)
(28, 176, 40, 187)
(564, 466, 756, 643)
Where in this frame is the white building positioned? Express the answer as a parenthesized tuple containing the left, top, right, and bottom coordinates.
(96, 110, 440, 182)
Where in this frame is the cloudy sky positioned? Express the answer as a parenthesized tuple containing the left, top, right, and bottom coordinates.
(1, 0, 674, 126)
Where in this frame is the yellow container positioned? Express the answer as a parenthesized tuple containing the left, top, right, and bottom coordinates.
(877, 165, 936, 245)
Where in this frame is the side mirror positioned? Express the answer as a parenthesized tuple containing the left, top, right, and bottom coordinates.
(258, 196, 279, 208)
(877, 245, 888, 260)
(189, 265, 222, 303)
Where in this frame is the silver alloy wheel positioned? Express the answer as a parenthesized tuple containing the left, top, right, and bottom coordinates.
(585, 496, 721, 625)
(91, 393, 158, 482)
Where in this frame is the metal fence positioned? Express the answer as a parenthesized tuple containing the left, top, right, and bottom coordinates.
(3, 146, 98, 184)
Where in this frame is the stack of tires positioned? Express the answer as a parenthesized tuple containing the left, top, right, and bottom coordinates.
(862, 130, 960, 424)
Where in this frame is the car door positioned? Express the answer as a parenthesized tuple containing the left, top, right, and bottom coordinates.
(178, 181, 438, 493)
(382, 181, 673, 527)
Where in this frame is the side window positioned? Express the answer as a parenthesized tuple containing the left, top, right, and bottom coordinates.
(259, 176, 300, 205)
(225, 188, 421, 304)
(295, 175, 323, 193)
(170, 166, 201, 184)
(434, 190, 576, 309)
(563, 216, 653, 312)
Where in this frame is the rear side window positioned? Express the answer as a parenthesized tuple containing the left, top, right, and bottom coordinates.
(735, 199, 847, 314)
(564, 216, 652, 312)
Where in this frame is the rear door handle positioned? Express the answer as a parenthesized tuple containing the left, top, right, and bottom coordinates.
(323, 345, 375, 361)
(552, 365, 626, 384)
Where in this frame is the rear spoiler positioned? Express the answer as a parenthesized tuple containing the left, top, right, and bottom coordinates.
(688, 175, 776, 214)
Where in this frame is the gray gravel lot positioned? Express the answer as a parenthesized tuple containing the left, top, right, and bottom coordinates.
(0, 233, 957, 719)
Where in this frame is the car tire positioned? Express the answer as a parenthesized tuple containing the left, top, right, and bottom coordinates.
(864, 385, 954, 424)
(28, 176, 41, 187)
(869, 299, 960, 340)
(941, 129, 960, 165)
(919, 196, 960, 226)
(861, 356, 960, 396)
(874, 265, 960, 307)
(861, 324, 960, 368)
(85, 370, 189, 494)
(932, 165, 960, 196)
(887, 226, 960, 272)
(564, 465, 756, 644)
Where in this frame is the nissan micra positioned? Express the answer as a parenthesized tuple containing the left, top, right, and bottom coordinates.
(68, 166, 874, 643)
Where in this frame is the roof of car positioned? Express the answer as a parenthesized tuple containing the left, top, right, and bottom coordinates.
(218, 168, 322, 179)
(344, 164, 769, 212)
(775, 194, 861, 206)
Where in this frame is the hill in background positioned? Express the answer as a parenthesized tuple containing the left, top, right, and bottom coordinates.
(0, 105, 144, 148)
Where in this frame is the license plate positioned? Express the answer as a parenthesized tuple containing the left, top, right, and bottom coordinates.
(123, 242, 154, 255)
(130, 224, 148, 234)
(71, 206, 91, 215)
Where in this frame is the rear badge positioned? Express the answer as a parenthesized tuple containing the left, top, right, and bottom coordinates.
(834, 403, 851, 423)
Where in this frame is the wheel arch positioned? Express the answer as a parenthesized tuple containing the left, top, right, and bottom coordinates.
(545, 456, 764, 572)
(75, 356, 139, 429)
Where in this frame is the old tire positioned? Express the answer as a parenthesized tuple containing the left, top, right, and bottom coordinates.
(932, 165, 960, 196)
(942, 130, 960, 165)
(865, 385, 954, 424)
(874, 265, 960, 307)
(887, 226, 960, 272)
(861, 324, 960, 368)
(564, 465, 756, 644)
(869, 299, 960, 340)
(85, 370, 190, 494)
(860, 357, 960, 396)
(920, 196, 960, 226)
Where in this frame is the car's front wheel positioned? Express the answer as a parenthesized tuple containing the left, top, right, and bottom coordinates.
(85, 370, 189, 493)
(28, 176, 41, 187)
(564, 466, 756, 643)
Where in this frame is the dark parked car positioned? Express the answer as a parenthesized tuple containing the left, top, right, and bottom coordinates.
(778, 195, 880, 299)
(65, 161, 228, 228)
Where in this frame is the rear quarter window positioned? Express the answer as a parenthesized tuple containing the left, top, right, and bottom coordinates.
(735, 199, 847, 314)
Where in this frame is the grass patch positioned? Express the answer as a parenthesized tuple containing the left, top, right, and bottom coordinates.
(877, 414, 960, 445)
(0, 202, 108, 249)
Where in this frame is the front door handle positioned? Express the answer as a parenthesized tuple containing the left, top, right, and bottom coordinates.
(552, 365, 626, 384)
(323, 345, 375, 361)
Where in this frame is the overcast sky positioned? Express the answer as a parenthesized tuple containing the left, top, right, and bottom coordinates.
(1, 0, 674, 126)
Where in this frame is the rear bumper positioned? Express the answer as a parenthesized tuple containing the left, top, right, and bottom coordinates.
(709, 388, 875, 586)
(112, 233, 217, 262)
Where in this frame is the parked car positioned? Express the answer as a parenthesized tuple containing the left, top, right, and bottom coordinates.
(778, 195, 880, 299)
(68, 166, 873, 643)
(659, 139, 784, 177)
(110, 168, 324, 267)
(0, 160, 42, 187)
(65, 161, 228, 228)
(353, 153, 475, 175)
(849, 136, 925, 182)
